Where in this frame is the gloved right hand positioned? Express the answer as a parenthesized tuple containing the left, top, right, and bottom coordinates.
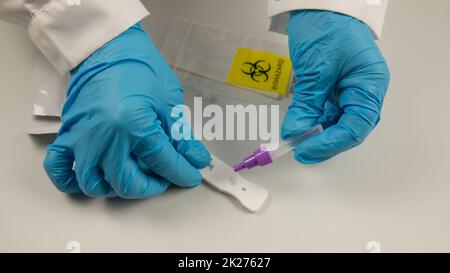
(43, 24, 211, 198)
(282, 10, 391, 164)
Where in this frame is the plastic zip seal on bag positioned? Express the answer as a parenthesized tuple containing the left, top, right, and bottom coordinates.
(31, 50, 68, 117)
(161, 17, 293, 99)
(27, 49, 65, 134)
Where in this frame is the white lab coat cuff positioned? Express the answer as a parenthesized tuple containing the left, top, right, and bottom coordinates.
(267, 0, 389, 39)
(27, 0, 149, 75)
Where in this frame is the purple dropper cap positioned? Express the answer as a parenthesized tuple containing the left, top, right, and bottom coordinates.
(233, 148, 273, 172)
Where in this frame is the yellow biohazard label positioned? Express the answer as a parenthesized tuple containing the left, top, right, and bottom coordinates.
(227, 48, 292, 96)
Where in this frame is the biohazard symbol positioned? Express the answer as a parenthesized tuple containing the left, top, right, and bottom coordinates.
(241, 60, 271, 82)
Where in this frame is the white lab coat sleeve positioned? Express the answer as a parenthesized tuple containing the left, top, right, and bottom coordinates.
(267, 0, 389, 38)
(0, 0, 149, 75)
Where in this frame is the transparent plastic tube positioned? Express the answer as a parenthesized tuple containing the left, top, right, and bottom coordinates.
(233, 125, 323, 172)
(270, 125, 324, 160)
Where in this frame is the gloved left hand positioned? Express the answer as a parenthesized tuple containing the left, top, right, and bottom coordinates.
(43, 23, 211, 198)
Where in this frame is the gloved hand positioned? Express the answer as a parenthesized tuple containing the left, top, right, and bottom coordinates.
(282, 11, 390, 164)
(43, 24, 211, 198)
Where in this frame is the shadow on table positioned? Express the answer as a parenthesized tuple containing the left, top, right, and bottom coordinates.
(103, 186, 187, 210)
(59, 180, 192, 215)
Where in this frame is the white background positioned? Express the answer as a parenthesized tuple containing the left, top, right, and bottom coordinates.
(0, 0, 449, 252)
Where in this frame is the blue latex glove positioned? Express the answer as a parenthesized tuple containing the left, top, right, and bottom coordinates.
(43, 24, 211, 198)
(282, 11, 390, 164)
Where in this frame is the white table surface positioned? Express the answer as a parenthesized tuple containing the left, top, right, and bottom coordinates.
(0, 0, 449, 252)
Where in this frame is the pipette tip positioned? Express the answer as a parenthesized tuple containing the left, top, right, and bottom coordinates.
(233, 148, 273, 173)
(233, 162, 247, 173)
